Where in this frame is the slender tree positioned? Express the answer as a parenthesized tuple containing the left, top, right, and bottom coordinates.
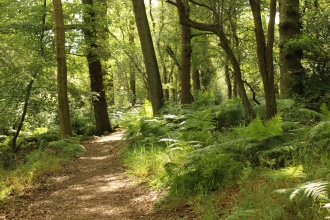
(132, 0, 164, 115)
(11, 0, 48, 151)
(82, 0, 113, 135)
(53, 0, 72, 137)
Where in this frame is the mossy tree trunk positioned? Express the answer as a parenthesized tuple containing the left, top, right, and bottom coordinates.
(279, 0, 304, 97)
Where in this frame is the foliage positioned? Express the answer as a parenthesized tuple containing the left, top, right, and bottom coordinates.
(0, 131, 85, 200)
(236, 114, 283, 141)
(213, 99, 248, 129)
(165, 145, 246, 196)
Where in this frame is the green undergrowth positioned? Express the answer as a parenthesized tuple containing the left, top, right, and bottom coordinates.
(0, 130, 86, 201)
(121, 98, 330, 219)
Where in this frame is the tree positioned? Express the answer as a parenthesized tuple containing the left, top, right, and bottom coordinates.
(177, 2, 193, 104)
(168, 0, 256, 121)
(53, 0, 72, 137)
(11, 0, 48, 151)
(82, 0, 113, 135)
(279, 0, 304, 97)
(249, 0, 277, 119)
(132, 0, 164, 115)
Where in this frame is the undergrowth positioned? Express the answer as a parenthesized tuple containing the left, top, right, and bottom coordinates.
(0, 129, 86, 201)
(121, 97, 330, 219)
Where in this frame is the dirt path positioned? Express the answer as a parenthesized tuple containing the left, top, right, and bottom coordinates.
(0, 130, 197, 220)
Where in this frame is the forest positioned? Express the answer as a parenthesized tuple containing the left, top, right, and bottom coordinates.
(1, 0, 330, 219)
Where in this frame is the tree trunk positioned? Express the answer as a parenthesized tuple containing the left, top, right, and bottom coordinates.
(128, 19, 137, 106)
(249, 0, 277, 120)
(53, 0, 72, 138)
(163, 66, 170, 101)
(180, 24, 193, 104)
(132, 0, 164, 115)
(192, 68, 201, 98)
(224, 62, 232, 100)
(82, 0, 113, 135)
(279, 0, 304, 97)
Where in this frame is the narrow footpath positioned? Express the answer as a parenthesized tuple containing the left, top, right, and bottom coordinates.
(0, 130, 197, 220)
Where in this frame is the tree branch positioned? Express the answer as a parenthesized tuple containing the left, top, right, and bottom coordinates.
(243, 80, 261, 105)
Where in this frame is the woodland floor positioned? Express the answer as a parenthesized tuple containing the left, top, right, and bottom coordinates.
(0, 130, 198, 220)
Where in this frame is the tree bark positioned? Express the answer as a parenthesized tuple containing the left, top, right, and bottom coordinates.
(132, 0, 164, 115)
(192, 68, 200, 97)
(82, 0, 113, 135)
(279, 0, 304, 97)
(180, 24, 193, 104)
(53, 0, 72, 137)
(249, 0, 277, 120)
(224, 62, 232, 100)
(128, 19, 137, 106)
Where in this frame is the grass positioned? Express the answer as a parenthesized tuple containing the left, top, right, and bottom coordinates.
(0, 155, 65, 200)
(0, 134, 85, 201)
(121, 129, 330, 219)
(121, 144, 169, 188)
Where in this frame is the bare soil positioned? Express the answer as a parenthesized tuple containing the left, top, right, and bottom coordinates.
(0, 130, 198, 220)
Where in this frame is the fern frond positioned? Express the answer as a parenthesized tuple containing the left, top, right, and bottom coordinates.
(298, 108, 324, 119)
(265, 165, 305, 180)
(257, 142, 298, 159)
(236, 114, 282, 140)
(264, 114, 283, 136)
(290, 181, 329, 201)
(320, 103, 330, 120)
(307, 121, 330, 141)
(281, 121, 303, 131)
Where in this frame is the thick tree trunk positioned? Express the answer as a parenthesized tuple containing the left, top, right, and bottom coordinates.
(82, 0, 113, 135)
(180, 24, 193, 104)
(53, 0, 72, 138)
(132, 0, 164, 115)
(279, 0, 304, 97)
(249, 0, 277, 120)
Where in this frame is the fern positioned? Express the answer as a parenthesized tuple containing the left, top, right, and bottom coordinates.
(298, 108, 324, 120)
(289, 181, 329, 202)
(307, 121, 330, 141)
(320, 103, 330, 120)
(265, 165, 305, 180)
(181, 108, 215, 130)
(236, 114, 282, 141)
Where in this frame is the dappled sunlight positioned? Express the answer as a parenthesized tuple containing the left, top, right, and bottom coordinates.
(93, 131, 124, 143)
(50, 175, 70, 183)
(2, 130, 176, 219)
(80, 155, 111, 160)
